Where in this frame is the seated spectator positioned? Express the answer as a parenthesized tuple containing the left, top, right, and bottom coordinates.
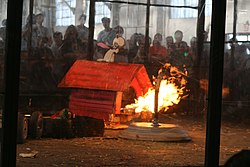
(166, 35, 175, 49)
(30, 36, 55, 90)
(50, 31, 65, 82)
(224, 42, 250, 100)
(113, 25, 124, 38)
(132, 36, 146, 64)
(188, 37, 197, 75)
(50, 31, 63, 58)
(97, 36, 126, 63)
(128, 33, 144, 63)
(171, 30, 190, 69)
(36, 36, 54, 58)
(153, 33, 163, 44)
(61, 25, 84, 72)
(112, 25, 128, 63)
(149, 39, 167, 76)
(149, 39, 167, 62)
(61, 25, 81, 55)
(174, 30, 189, 54)
(165, 36, 175, 63)
(97, 25, 127, 63)
(189, 37, 197, 62)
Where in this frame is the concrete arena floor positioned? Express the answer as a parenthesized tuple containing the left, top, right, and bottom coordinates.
(16, 114, 250, 167)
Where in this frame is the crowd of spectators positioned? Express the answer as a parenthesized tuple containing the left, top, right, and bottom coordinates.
(0, 14, 201, 93)
(1, 15, 249, 103)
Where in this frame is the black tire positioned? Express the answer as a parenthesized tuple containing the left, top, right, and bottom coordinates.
(42, 117, 54, 137)
(29, 111, 43, 139)
(17, 113, 28, 144)
(71, 116, 87, 137)
(72, 116, 104, 137)
(43, 118, 74, 138)
(86, 117, 104, 137)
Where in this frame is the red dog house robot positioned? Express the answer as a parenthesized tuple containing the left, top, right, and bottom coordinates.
(58, 60, 152, 123)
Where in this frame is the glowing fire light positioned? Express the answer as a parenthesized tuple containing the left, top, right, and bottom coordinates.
(125, 64, 188, 113)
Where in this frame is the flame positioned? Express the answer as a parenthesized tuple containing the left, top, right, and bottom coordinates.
(125, 64, 187, 113)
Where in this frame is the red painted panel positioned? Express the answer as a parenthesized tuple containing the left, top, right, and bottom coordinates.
(69, 89, 116, 121)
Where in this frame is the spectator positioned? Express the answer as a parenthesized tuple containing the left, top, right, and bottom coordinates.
(0, 19, 7, 42)
(173, 30, 189, 55)
(50, 31, 65, 82)
(148, 39, 167, 76)
(0, 19, 6, 80)
(35, 13, 52, 45)
(76, 14, 89, 52)
(112, 25, 128, 63)
(95, 17, 116, 59)
(35, 36, 54, 62)
(128, 33, 144, 63)
(189, 37, 197, 68)
(97, 17, 116, 47)
(201, 31, 210, 79)
(153, 33, 163, 44)
(132, 36, 146, 64)
(21, 14, 39, 51)
(166, 36, 174, 49)
(113, 25, 124, 37)
(171, 30, 190, 69)
(149, 39, 167, 62)
(50, 31, 63, 58)
(204, 31, 209, 42)
(165, 35, 175, 63)
(0, 19, 6, 55)
(61, 25, 83, 72)
(61, 25, 80, 54)
(30, 36, 55, 90)
(224, 42, 250, 100)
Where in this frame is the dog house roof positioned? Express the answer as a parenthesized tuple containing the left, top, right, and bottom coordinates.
(58, 60, 152, 97)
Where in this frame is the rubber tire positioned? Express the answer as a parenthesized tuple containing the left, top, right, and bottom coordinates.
(17, 113, 28, 144)
(29, 111, 43, 139)
(86, 117, 104, 137)
(72, 116, 104, 137)
(43, 117, 74, 138)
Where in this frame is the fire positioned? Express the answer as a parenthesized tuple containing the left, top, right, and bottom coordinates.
(125, 64, 188, 113)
